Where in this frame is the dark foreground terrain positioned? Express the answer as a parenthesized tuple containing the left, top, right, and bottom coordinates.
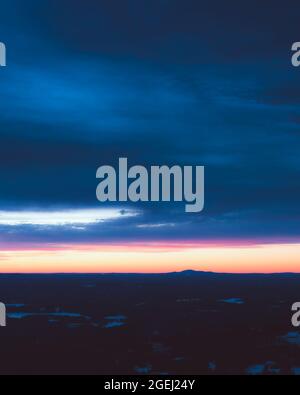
(0, 272, 300, 375)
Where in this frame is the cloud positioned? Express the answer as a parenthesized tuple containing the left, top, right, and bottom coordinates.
(0, 0, 300, 245)
(0, 208, 138, 226)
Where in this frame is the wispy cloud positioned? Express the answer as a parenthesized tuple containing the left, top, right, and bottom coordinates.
(0, 208, 139, 227)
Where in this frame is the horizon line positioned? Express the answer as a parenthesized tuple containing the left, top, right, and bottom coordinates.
(1, 270, 300, 276)
(1, 242, 299, 274)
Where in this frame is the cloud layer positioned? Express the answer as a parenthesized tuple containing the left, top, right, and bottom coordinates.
(0, 0, 300, 245)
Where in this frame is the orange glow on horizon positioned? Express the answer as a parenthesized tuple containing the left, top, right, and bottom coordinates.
(0, 242, 299, 274)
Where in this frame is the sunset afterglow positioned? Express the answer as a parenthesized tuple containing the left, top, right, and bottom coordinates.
(1, 242, 299, 274)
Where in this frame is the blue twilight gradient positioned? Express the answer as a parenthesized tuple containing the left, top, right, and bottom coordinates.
(0, 0, 300, 244)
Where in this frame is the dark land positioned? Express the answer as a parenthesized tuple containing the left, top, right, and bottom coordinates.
(0, 271, 300, 375)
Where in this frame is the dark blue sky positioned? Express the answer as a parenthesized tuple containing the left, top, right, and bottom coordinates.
(0, 0, 300, 244)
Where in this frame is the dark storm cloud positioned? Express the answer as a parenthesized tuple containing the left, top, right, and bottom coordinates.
(24, 0, 300, 63)
(0, 0, 300, 243)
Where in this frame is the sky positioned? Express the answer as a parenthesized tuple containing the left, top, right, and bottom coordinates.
(0, 0, 300, 273)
